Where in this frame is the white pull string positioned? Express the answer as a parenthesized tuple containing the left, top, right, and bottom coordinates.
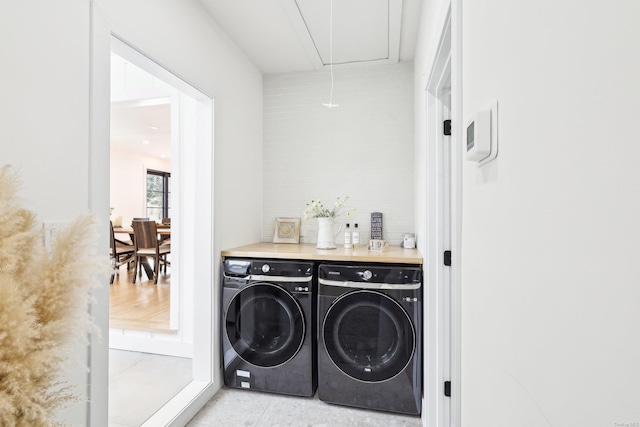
(322, 0, 339, 108)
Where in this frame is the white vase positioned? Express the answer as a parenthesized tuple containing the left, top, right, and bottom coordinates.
(316, 217, 342, 249)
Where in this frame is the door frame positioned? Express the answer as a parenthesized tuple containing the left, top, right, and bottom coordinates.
(88, 3, 110, 424)
(89, 2, 217, 424)
(451, 0, 463, 424)
(423, 3, 463, 427)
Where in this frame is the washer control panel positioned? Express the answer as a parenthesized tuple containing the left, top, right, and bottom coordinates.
(224, 259, 313, 279)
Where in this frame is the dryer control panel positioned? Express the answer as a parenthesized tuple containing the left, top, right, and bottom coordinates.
(318, 264, 421, 285)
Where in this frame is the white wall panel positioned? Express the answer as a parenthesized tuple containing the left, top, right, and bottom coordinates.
(263, 63, 415, 246)
(460, 1, 640, 425)
(0, 1, 90, 219)
(0, 1, 91, 424)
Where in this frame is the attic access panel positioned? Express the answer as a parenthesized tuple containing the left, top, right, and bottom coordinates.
(281, 0, 402, 69)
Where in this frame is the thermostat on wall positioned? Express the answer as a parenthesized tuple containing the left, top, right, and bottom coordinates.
(466, 101, 498, 165)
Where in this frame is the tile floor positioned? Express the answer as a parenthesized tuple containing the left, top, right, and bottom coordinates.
(109, 350, 422, 427)
(187, 388, 422, 427)
(109, 350, 193, 427)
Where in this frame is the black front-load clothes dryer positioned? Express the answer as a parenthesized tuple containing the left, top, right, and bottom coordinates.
(222, 259, 316, 397)
(317, 263, 422, 415)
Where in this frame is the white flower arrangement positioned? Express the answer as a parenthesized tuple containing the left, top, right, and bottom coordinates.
(304, 195, 356, 220)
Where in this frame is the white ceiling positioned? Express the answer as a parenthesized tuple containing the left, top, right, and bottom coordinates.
(110, 52, 174, 160)
(110, 99, 172, 160)
(195, 0, 423, 74)
(111, 0, 423, 159)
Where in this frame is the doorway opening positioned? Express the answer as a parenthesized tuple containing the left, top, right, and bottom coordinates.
(109, 50, 179, 336)
(108, 36, 215, 426)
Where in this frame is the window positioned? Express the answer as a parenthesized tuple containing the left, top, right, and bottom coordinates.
(146, 169, 170, 221)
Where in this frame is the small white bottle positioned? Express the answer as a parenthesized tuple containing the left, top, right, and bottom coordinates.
(344, 223, 353, 249)
(352, 223, 360, 247)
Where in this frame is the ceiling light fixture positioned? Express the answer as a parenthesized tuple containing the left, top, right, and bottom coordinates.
(322, 0, 339, 109)
(142, 140, 150, 145)
(150, 125, 160, 130)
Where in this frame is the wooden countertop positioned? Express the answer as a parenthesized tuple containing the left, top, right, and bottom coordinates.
(221, 242, 422, 265)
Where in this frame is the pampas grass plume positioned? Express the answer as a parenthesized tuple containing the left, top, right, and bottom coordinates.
(0, 165, 107, 426)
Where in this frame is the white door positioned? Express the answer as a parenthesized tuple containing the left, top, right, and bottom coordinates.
(424, 6, 456, 427)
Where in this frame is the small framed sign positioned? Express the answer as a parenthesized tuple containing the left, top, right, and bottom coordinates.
(273, 217, 301, 244)
(371, 212, 383, 240)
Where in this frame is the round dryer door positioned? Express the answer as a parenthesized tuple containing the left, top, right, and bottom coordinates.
(226, 283, 305, 368)
(323, 290, 415, 382)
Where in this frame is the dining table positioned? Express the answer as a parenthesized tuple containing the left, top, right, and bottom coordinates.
(113, 226, 171, 237)
(113, 225, 171, 280)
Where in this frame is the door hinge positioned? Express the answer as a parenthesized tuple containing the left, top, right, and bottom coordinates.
(443, 119, 452, 136)
(444, 250, 452, 266)
(444, 381, 451, 397)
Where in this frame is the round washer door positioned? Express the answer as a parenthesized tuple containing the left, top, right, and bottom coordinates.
(226, 283, 305, 368)
(323, 290, 415, 382)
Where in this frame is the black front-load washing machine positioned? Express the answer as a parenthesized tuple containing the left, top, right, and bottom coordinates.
(317, 263, 422, 415)
(222, 258, 316, 396)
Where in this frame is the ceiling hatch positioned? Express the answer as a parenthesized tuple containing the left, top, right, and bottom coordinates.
(281, 0, 403, 69)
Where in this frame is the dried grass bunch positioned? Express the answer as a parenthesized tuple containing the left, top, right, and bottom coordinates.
(0, 166, 106, 426)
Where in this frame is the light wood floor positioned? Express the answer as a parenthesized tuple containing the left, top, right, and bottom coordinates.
(109, 266, 174, 333)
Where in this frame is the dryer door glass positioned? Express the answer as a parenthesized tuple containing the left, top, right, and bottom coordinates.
(226, 283, 305, 367)
(323, 290, 415, 382)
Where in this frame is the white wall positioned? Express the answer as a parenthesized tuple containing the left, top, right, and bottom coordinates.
(110, 147, 171, 225)
(460, 1, 640, 426)
(263, 63, 415, 246)
(0, 1, 91, 220)
(0, 2, 93, 424)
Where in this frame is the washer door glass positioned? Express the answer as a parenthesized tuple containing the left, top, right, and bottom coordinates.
(226, 283, 305, 367)
(323, 290, 415, 382)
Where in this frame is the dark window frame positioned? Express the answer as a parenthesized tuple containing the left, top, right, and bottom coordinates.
(146, 169, 171, 220)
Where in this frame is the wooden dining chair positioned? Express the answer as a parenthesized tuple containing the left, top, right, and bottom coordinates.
(132, 220, 171, 284)
(110, 221, 135, 284)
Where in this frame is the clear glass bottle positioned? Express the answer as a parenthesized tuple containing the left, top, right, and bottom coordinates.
(352, 223, 360, 247)
(344, 223, 353, 249)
